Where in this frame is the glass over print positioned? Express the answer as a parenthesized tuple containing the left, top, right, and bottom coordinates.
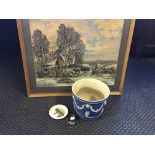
(17, 19, 135, 96)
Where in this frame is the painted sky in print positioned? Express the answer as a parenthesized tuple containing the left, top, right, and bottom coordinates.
(29, 19, 124, 61)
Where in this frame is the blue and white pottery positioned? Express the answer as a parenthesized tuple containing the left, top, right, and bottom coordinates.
(72, 78, 110, 120)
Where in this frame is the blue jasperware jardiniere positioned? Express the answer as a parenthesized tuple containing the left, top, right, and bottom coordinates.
(72, 78, 110, 120)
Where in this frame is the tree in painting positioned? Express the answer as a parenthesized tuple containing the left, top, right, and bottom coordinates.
(32, 29, 50, 56)
(56, 24, 85, 66)
(32, 29, 51, 76)
(49, 36, 57, 57)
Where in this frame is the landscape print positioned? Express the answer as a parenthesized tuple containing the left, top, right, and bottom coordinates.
(29, 19, 124, 87)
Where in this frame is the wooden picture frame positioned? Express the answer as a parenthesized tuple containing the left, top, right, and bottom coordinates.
(17, 19, 135, 97)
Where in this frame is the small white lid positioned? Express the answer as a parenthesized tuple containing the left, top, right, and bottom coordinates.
(49, 104, 68, 119)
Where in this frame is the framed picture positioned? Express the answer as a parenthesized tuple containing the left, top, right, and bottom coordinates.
(17, 19, 135, 97)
